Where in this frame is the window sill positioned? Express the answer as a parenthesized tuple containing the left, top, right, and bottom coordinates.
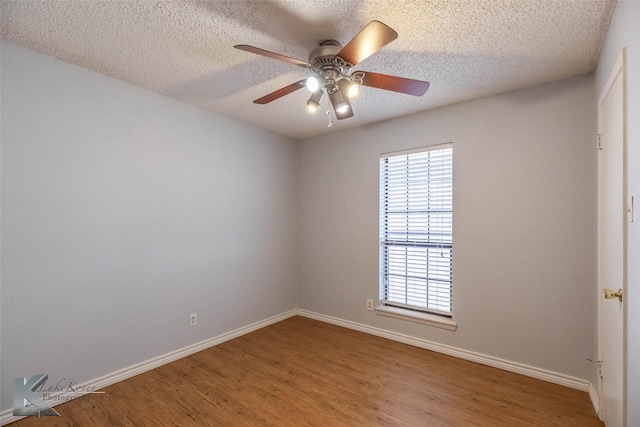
(374, 305, 457, 331)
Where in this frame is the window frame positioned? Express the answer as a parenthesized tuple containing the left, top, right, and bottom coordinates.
(378, 143, 454, 326)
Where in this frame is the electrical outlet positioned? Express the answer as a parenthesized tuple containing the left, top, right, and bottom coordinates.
(189, 313, 197, 327)
(366, 299, 374, 311)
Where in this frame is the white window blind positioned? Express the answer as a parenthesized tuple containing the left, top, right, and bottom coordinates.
(379, 144, 453, 316)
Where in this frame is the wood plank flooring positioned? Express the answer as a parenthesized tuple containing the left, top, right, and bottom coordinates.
(10, 316, 603, 426)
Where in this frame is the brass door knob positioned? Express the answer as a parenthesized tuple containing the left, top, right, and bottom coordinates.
(604, 288, 623, 302)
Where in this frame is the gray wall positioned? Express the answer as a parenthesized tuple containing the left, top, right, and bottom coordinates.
(298, 74, 597, 381)
(1, 41, 298, 412)
(594, 1, 640, 425)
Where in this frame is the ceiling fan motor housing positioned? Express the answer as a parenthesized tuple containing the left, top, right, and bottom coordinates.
(308, 40, 353, 92)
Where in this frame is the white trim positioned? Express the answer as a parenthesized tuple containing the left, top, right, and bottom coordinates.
(297, 309, 591, 392)
(375, 305, 457, 330)
(0, 309, 297, 426)
(596, 47, 628, 427)
(598, 51, 624, 107)
(589, 382, 602, 421)
(380, 142, 452, 158)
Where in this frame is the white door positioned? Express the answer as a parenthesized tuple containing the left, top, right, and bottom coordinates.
(598, 49, 627, 427)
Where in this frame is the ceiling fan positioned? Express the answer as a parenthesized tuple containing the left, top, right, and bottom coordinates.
(234, 20, 430, 120)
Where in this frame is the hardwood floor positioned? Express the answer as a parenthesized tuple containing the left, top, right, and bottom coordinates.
(11, 316, 603, 426)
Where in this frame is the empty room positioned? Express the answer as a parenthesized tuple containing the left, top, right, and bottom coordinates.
(1, 1, 638, 426)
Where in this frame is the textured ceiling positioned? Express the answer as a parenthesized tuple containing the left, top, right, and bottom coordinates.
(1, 0, 615, 140)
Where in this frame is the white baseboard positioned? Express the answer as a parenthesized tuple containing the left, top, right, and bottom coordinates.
(0, 309, 297, 426)
(589, 382, 602, 420)
(297, 309, 592, 392)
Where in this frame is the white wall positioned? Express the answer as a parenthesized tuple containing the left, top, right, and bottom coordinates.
(594, 1, 640, 425)
(0, 41, 298, 413)
(298, 74, 597, 381)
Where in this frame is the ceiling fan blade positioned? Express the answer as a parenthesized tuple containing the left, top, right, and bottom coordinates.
(335, 21, 398, 67)
(234, 45, 310, 67)
(329, 94, 354, 120)
(253, 80, 306, 104)
(360, 71, 430, 96)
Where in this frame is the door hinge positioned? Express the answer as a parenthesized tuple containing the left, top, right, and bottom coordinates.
(588, 358, 603, 377)
(596, 134, 603, 150)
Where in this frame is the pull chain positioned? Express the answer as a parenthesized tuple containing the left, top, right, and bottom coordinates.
(327, 110, 333, 128)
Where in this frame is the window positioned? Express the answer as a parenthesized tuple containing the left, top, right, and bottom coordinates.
(379, 144, 453, 317)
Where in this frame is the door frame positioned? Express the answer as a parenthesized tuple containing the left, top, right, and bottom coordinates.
(596, 47, 628, 424)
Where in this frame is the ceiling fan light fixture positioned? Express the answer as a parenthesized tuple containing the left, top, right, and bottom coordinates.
(329, 89, 350, 114)
(306, 90, 323, 112)
(347, 71, 366, 98)
(306, 76, 322, 93)
(340, 78, 360, 99)
(347, 82, 359, 98)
